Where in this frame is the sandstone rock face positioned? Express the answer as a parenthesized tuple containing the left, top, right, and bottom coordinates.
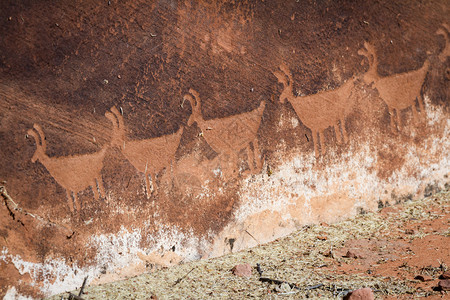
(0, 1, 449, 298)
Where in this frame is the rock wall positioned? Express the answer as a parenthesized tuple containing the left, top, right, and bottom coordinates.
(0, 0, 449, 298)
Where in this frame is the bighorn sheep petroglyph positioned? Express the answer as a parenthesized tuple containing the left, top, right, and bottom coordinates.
(106, 106, 183, 198)
(183, 89, 265, 177)
(274, 64, 356, 158)
(28, 124, 107, 212)
(436, 23, 449, 62)
(358, 42, 429, 130)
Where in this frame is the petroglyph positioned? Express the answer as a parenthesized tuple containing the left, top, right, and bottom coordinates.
(436, 23, 450, 62)
(359, 42, 429, 131)
(184, 89, 265, 177)
(106, 107, 183, 198)
(274, 64, 357, 158)
(27, 124, 107, 212)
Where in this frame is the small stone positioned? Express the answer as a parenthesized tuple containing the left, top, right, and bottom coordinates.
(344, 250, 363, 259)
(380, 206, 397, 215)
(415, 274, 432, 282)
(275, 282, 292, 293)
(438, 279, 450, 291)
(317, 235, 327, 241)
(441, 271, 450, 279)
(322, 250, 334, 258)
(232, 263, 252, 277)
(343, 288, 374, 300)
(117, 74, 121, 79)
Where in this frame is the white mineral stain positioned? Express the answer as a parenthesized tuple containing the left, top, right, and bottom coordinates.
(209, 94, 449, 257)
(3, 97, 449, 298)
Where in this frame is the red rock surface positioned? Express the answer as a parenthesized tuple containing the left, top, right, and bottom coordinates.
(344, 288, 375, 300)
(0, 0, 448, 298)
(231, 263, 252, 277)
(438, 280, 450, 291)
(442, 271, 450, 279)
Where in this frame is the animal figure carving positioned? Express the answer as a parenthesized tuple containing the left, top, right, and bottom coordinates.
(106, 106, 183, 198)
(436, 23, 450, 62)
(183, 89, 265, 177)
(28, 124, 107, 212)
(274, 64, 356, 158)
(358, 42, 429, 130)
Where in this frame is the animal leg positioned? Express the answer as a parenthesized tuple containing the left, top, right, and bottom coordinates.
(312, 130, 319, 158)
(219, 154, 232, 179)
(225, 153, 238, 178)
(246, 144, 254, 171)
(91, 181, 99, 199)
(253, 139, 263, 170)
(73, 192, 80, 212)
(333, 124, 341, 144)
(169, 161, 175, 182)
(418, 94, 425, 113)
(150, 173, 158, 196)
(97, 177, 106, 199)
(319, 131, 326, 156)
(395, 108, 401, 128)
(341, 119, 349, 143)
(411, 103, 419, 124)
(417, 94, 426, 120)
(144, 173, 151, 199)
(66, 190, 74, 212)
(388, 107, 395, 131)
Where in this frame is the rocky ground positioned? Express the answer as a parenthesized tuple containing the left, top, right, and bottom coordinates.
(49, 189, 449, 299)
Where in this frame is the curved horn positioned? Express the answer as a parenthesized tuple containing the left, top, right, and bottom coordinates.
(436, 23, 449, 35)
(27, 128, 41, 162)
(105, 110, 119, 129)
(27, 128, 40, 145)
(436, 25, 449, 44)
(358, 42, 372, 63)
(183, 93, 195, 108)
(357, 41, 379, 84)
(279, 64, 293, 83)
(110, 106, 120, 117)
(362, 42, 376, 59)
(274, 64, 294, 103)
(105, 106, 125, 147)
(33, 124, 46, 151)
(274, 64, 292, 86)
(109, 106, 125, 131)
(188, 88, 200, 101)
(184, 89, 202, 126)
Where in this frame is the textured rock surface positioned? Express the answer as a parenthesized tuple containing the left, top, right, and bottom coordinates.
(0, 0, 449, 298)
(344, 288, 375, 300)
(231, 263, 252, 277)
(438, 279, 450, 291)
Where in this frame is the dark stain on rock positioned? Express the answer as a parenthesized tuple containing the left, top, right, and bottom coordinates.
(0, 0, 448, 297)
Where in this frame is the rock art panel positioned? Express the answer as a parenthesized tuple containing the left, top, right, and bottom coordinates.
(106, 106, 183, 198)
(274, 64, 357, 158)
(27, 124, 107, 212)
(0, 1, 448, 299)
(358, 42, 429, 130)
(184, 89, 265, 177)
